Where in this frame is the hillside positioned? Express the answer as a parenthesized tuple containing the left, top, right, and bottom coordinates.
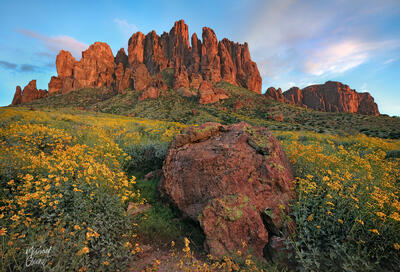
(1, 107, 399, 271)
(17, 82, 400, 139)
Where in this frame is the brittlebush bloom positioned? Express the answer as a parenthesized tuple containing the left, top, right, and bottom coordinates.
(338, 219, 344, 224)
(307, 214, 313, 222)
(77, 246, 90, 255)
(369, 229, 380, 235)
(394, 243, 400, 250)
(0, 228, 6, 236)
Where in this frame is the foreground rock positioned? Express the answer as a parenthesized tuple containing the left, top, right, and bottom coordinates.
(159, 122, 295, 258)
(283, 81, 380, 115)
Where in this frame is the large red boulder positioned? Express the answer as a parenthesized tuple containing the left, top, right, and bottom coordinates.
(159, 122, 295, 258)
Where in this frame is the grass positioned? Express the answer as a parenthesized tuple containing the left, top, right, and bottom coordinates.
(1, 106, 399, 271)
(18, 82, 400, 139)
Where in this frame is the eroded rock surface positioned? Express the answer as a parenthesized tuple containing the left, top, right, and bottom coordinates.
(159, 122, 295, 258)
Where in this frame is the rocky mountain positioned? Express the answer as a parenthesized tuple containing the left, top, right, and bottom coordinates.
(285, 81, 379, 115)
(11, 19, 261, 106)
(10, 20, 381, 117)
(265, 81, 380, 116)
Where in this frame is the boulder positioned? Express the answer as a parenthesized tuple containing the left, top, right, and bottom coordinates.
(176, 87, 197, 97)
(198, 81, 229, 104)
(159, 122, 295, 258)
(138, 86, 160, 102)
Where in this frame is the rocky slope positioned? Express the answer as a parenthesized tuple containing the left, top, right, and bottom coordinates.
(278, 81, 379, 115)
(11, 19, 261, 105)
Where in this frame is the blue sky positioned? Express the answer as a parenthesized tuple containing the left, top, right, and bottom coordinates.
(0, 0, 399, 115)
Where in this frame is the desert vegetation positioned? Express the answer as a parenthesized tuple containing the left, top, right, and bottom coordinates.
(1, 107, 399, 271)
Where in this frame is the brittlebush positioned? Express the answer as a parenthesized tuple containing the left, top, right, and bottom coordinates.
(275, 131, 400, 271)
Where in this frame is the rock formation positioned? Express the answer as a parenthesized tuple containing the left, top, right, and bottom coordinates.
(159, 122, 295, 258)
(11, 80, 48, 105)
(264, 87, 285, 103)
(11, 19, 262, 105)
(11, 86, 22, 105)
(283, 81, 379, 115)
(198, 81, 229, 104)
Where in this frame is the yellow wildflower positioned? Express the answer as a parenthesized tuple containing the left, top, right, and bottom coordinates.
(369, 229, 380, 235)
(0, 228, 7, 236)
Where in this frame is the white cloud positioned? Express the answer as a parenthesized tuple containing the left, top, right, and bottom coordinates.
(243, 0, 400, 80)
(383, 58, 397, 65)
(114, 18, 138, 39)
(304, 39, 399, 76)
(17, 29, 87, 59)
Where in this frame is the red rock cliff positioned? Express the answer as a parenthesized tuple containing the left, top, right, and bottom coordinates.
(11, 19, 262, 105)
(282, 81, 379, 115)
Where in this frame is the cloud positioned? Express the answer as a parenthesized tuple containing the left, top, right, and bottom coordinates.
(0, 60, 46, 73)
(383, 58, 398, 65)
(114, 18, 138, 39)
(245, 0, 400, 79)
(304, 39, 399, 76)
(20, 64, 41, 72)
(17, 29, 87, 59)
(0, 60, 17, 70)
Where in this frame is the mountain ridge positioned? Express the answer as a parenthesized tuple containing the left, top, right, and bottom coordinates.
(10, 20, 379, 117)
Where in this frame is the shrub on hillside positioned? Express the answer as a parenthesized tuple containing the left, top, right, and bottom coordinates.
(123, 142, 169, 174)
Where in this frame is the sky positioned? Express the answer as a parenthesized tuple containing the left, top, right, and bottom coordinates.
(0, 0, 399, 116)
